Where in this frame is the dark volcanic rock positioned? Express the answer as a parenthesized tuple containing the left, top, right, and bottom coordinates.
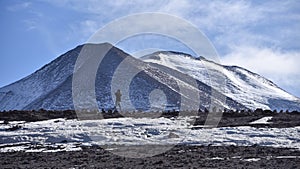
(0, 145, 299, 169)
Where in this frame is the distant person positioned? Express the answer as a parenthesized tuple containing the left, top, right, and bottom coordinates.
(115, 89, 122, 111)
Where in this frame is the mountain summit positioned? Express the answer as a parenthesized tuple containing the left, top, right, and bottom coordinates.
(0, 43, 299, 111)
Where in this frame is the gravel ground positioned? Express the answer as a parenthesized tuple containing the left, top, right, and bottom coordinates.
(1, 145, 299, 169)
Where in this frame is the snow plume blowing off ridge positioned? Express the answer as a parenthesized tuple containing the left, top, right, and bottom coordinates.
(0, 43, 299, 112)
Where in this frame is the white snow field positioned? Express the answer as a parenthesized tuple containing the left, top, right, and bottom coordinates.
(1, 117, 299, 152)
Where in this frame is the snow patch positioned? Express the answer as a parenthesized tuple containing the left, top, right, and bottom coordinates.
(250, 116, 273, 124)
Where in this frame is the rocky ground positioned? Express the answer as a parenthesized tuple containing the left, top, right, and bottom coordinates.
(1, 145, 299, 168)
(1, 109, 299, 128)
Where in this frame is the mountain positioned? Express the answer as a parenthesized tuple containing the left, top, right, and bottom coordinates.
(0, 43, 246, 112)
(141, 51, 300, 111)
(0, 43, 299, 111)
(0, 45, 81, 111)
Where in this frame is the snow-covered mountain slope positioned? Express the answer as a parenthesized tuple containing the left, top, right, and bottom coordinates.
(141, 51, 300, 111)
(0, 43, 245, 111)
(0, 45, 82, 110)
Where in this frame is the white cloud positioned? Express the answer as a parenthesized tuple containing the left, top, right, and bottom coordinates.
(7, 2, 31, 11)
(22, 19, 38, 31)
(221, 46, 300, 96)
(76, 20, 99, 38)
(221, 46, 300, 75)
(54, 0, 297, 46)
(57, 0, 299, 50)
(43, 0, 300, 97)
(193, 1, 262, 31)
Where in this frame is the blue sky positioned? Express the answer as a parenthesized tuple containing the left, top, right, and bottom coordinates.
(0, 0, 300, 97)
